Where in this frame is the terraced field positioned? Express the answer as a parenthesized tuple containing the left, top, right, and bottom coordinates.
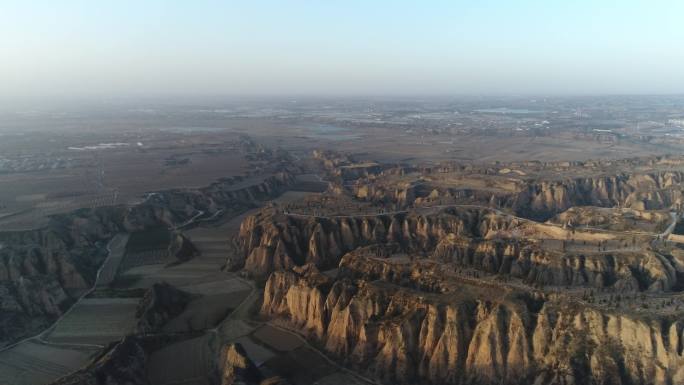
(160, 226, 251, 333)
(115, 259, 235, 289)
(252, 325, 304, 352)
(147, 334, 216, 385)
(115, 223, 237, 289)
(119, 249, 173, 271)
(314, 372, 367, 385)
(236, 325, 355, 385)
(43, 298, 138, 345)
(233, 336, 277, 367)
(184, 225, 234, 264)
(116, 228, 174, 272)
(163, 292, 246, 333)
(181, 279, 250, 295)
(126, 228, 172, 253)
(95, 233, 129, 288)
(261, 346, 338, 385)
(0, 340, 99, 385)
(0, 209, 260, 385)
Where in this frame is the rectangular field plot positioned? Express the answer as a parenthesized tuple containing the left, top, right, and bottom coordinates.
(0, 340, 99, 385)
(44, 298, 138, 345)
(186, 239, 231, 268)
(185, 229, 230, 243)
(120, 249, 173, 272)
(252, 325, 304, 352)
(121, 221, 242, 285)
(185, 208, 260, 243)
(262, 346, 338, 385)
(218, 320, 256, 341)
(118, 228, 174, 272)
(180, 278, 250, 295)
(314, 371, 367, 385)
(115, 257, 243, 290)
(185, 225, 232, 241)
(96, 233, 129, 288)
(290, 175, 328, 193)
(162, 292, 247, 333)
(147, 334, 215, 385)
(186, 230, 232, 257)
(192, 241, 229, 255)
(126, 228, 172, 253)
(234, 336, 276, 367)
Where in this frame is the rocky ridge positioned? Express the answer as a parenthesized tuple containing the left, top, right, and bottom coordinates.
(261, 264, 684, 385)
(0, 171, 295, 346)
(238, 207, 684, 292)
(51, 336, 150, 385)
(349, 168, 684, 221)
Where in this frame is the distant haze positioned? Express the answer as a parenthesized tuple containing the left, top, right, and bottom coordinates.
(1, 0, 683, 98)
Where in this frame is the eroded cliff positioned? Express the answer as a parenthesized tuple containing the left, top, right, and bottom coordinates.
(239, 207, 684, 292)
(261, 265, 684, 385)
(0, 171, 295, 346)
(350, 170, 684, 221)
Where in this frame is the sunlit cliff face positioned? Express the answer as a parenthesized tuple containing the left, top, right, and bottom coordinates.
(262, 263, 684, 385)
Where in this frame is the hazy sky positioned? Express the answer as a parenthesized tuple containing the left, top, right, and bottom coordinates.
(1, 0, 683, 97)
